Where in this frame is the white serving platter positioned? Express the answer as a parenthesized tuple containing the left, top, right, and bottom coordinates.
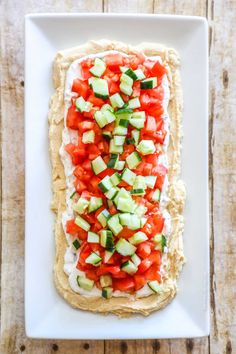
(25, 13, 209, 339)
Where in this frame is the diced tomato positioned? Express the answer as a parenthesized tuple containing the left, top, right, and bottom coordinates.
(90, 176, 101, 189)
(148, 251, 161, 265)
(72, 79, 89, 99)
(145, 116, 157, 133)
(74, 179, 87, 193)
(146, 154, 159, 165)
(143, 59, 155, 71)
(142, 163, 153, 176)
(98, 140, 109, 154)
(85, 269, 99, 282)
(97, 265, 121, 276)
(78, 121, 95, 132)
(117, 227, 136, 239)
(66, 105, 82, 129)
(134, 274, 146, 291)
(109, 204, 117, 215)
(137, 258, 153, 274)
(87, 94, 104, 107)
(83, 107, 99, 119)
(152, 164, 167, 190)
(132, 81, 141, 97)
(80, 60, 93, 80)
(104, 53, 124, 69)
(150, 214, 165, 234)
(90, 243, 103, 253)
(144, 264, 161, 281)
(137, 242, 152, 259)
(105, 252, 122, 265)
(113, 277, 135, 292)
(151, 61, 166, 78)
(82, 159, 92, 171)
(74, 167, 84, 181)
(66, 219, 81, 235)
(97, 168, 115, 179)
(111, 270, 127, 279)
(80, 190, 92, 200)
(109, 81, 120, 94)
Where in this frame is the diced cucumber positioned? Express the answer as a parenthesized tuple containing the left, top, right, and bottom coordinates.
(131, 129, 140, 145)
(98, 176, 113, 193)
(77, 276, 94, 291)
(101, 103, 114, 112)
(107, 154, 119, 168)
(107, 214, 123, 235)
(88, 196, 103, 213)
(87, 231, 100, 243)
(152, 189, 161, 202)
(130, 188, 145, 196)
(113, 126, 128, 135)
(133, 68, 146, 80)
(126, 138, 135, 145)
(119, 213, 141, 230)
(102, 287, 113, 299)
(94, 111, 107, 128)
(100, 274, 112, 287)
(121, 168, 136, 186)
(82, 130, 95, 144)
(148, 280, 161, 293)
(89, 57, 106, 77)
(75, 215, 90, 231)
(117, 197, 136, 213)
(134, 175, 146, 190)
(91, 156, 107, 175)
(102, 131, 112, 141)
(128, 231, 148, 245)
(116, 108, 133, 115)
(110, 93, 124, 108)
(141, 77, 157, 89)
(85, 252, 102, 265)
(132, 111, 146, 119)
(100, 230, 114, 251)
(120, 66, 129, 73)
(116, 238, 136, 256)
(113, 187, 130, 205)
(109, 139, 124, 154)
(73, 197, 89, 214)
(97, 209, 110, 227)
(153, 234, 166, 252)
(104, 249, 114, 263)
(124, 68, 138, 81)
(105, 187, 119, 200)
(92, 78, 109, 99)
(70, 191, 77, 200)
(114, 160, 125, 171)
(141, 217, 147, 227)
(110, 172, 121, 186)
(145, 176, 157, 189)
(126, 151, 142, 169)
(134, 204, 147, 217)
(121, 260, 137, 274)
(75, 96, 92, 112)
(118, 118, 129, 128)
(131, 253, 141, 266)
(121, 73, 134, 86)
(129, 118, 145, 129)
(137, 140, 156, 155)
(114, 135, 125, 146)
(128, 97, 141, 109)
(72, 239, 80, 250)
(103, 109, 116, 124)
(120, 82, 133, 96)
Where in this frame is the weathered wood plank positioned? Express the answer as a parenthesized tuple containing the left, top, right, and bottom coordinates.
(104, 0, 153, 13)
(208, 0, 236, 353)
(153, 0, 206, 15)
(0, 1, 104, 353)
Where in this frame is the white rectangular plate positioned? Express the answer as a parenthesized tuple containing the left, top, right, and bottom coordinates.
(25, 13, 209, 339)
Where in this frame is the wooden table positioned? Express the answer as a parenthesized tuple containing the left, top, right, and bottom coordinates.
(1, 1, 235, 353)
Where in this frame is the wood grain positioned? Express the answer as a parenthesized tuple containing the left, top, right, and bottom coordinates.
(1, 0, 236, 353)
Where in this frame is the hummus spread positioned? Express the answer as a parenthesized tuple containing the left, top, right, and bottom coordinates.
(49, 39, 186, 316)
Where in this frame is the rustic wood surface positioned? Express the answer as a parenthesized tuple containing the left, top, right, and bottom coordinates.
(0, 0, 235, 353)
